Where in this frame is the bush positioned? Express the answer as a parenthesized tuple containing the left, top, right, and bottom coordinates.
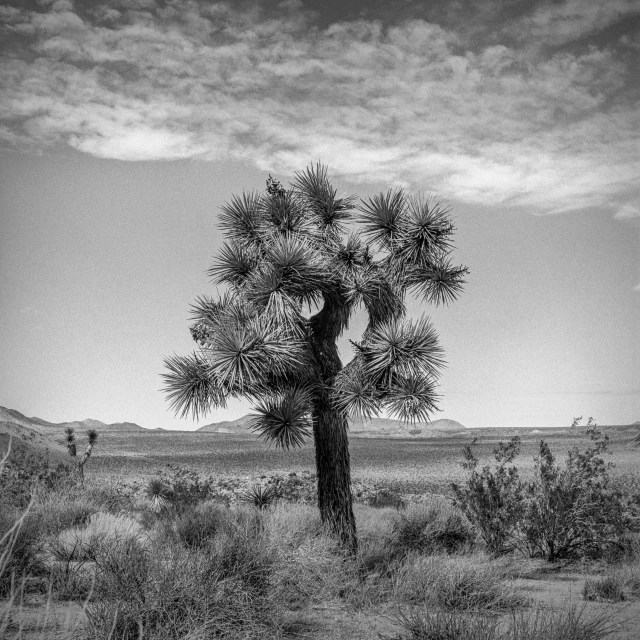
(83, 479, 134, 513)
(506, 604, 621, 640)
(172, 502, 226, 549)
(583, 576, 625, 603)
(0, 447, 73, 509)
(33, 492, 95, 536)
(85, 509, 282, 640)
(51, 512, 145, 562)
(522, 427, 628, 561)
(395, 554, 524, 612)
(390, 604, 620, 640)
(240, 483, 281, 509)
(273, 535, 354, 609)
(390, 501, 475, 557)
(451, 437, 524, 556)
(368, 489, 406, 509)
(48, 558, 94, 600)
(263, 502, 323, 550)
(211, 508, 273, 596)
(452, 426, 631, 560)
(391, 610, 499, 640)
(0, 509, 46, 596)
(92, 535, 150, 603)
(155, 465, 213, 510)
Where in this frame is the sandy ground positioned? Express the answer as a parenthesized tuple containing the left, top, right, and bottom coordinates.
(4, 565, 640, 640)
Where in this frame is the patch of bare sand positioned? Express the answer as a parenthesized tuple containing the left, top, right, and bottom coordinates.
(512, 562, 640, 639)
(1, 596, 86, 640)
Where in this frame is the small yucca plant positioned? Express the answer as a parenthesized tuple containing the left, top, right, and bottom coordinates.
(145, 478, 171, 514)
(64, 428, 98, 481)
(65, 427, 76, 457)
(240, 483, 281, 509)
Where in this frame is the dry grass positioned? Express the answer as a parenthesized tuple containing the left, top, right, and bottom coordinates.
(394, 553, 526, 611)
(3, 429, 640, 640)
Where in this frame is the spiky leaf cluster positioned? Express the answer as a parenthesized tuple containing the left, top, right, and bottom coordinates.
(65, 427, 76, 457)
(164, 164, 468, 445)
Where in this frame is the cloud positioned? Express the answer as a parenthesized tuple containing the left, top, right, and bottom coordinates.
(615, 204, 640, 219)
(506, 0, 640, 47)
(0, 0, 639, 216)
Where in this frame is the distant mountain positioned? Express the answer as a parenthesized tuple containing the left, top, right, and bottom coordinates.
(197, 414, 468, 437)
(0, 405, 145, 460)
(350, 417, 468, 437)
(198, 416, 254, 433)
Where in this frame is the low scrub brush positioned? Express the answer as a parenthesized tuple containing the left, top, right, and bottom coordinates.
(583, 575, 625, 603)
(390, 501, 475, 558)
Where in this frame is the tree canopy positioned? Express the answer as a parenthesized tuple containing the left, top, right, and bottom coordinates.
(163, 163, 468, 547)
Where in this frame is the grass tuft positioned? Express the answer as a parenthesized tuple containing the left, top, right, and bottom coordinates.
(395, 554, 524, 611)
(582, 575, 626, 602)
(390, 500, 475, 558)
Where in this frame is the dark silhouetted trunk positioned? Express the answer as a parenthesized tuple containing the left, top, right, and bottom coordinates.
(309, 291, 357, 551)
(76, 444, 93, 482)
(313, 395, 357, 551)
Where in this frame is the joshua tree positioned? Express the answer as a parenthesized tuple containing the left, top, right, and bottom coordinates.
(163, 164, 468, 549)
(65, 427, 98, 480)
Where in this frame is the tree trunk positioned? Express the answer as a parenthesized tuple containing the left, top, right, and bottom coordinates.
(309, 290, 358, 552)
(313, 395, 357, 552)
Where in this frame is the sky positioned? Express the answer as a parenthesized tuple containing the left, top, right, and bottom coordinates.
(1, 0, 639, 430)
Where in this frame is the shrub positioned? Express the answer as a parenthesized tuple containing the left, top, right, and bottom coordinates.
(48, 558, 94, 600)
(395, 554, 523, 611)
(85, 511, 282, 640)
(263, 502, 323, 550)
(156, 465, 213, 510)
(145, 477, 171, 514)
(255, 472, 317, 504)
(390, 609, 499, 640)
(583, 575, 625, 602)
(92, 535, 150, 604)
(273, 535, 354, 609)
(0, 447, 73, 509)
(33, 492, 95, 536)
(452, 425, 631, 561)
(390, 604, 620, 640)
(0, 509, 46, 596)
(83, 478, 134, 514)
(608, 557, 640, 597)
(85, 599, 142, 640)
(172, 502, 226, 549)
(353, 504, 397, 574)
(211, 509, 273, 596)
(522, 426, 628, 561)
(451, 437, 524, 556)
(52, 512, 145, 562)
(506, 604, 621, 640)
(240, 482, 281, 509)
(390, 501, 475, 557)
(368, 489, 406, 509)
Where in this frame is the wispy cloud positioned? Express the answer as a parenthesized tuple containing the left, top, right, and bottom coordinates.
(505, 0, 640, 47)
(1, 0, 639, 215)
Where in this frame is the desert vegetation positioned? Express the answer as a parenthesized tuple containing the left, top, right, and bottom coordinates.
(3, 425, 640, 639)
(65, 428, 99, 481)
(163, 164, 468, 548)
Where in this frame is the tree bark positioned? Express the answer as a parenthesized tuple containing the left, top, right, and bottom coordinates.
(309, 290, 358, 551)
(313, 396, 357, 551)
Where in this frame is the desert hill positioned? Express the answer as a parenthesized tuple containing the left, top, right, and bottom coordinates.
(197, 414, 468, 437)
(0, 406, 144, 433)
(0, 405, 145, 460)
(198, 416, 254, 433)
(350, 417, 468, 437)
